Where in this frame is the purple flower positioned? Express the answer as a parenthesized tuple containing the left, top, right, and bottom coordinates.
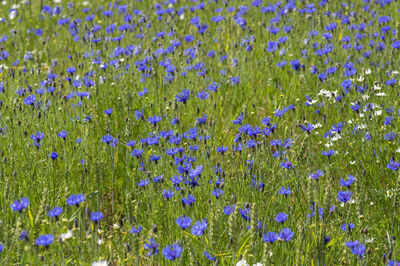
(337, 191, 352, 203)
(24, 95, 36, 105)
(264, 232, 278, 243)
(321, 149, 335, 157)
(58, 130, 68, 140)
(176, 216, 192, 230)
(130, 225, 143, 234)
(10, 198, 29, 212)
(66, 194, 85, 206)
(36, 234, 54, 247)
(90, 211, 104, 222)
(309, 169, 323, 180)
(47, 207, 63, 218)
(176, 89, 190, 104)
(387, 159, 400, 171)
(162, 244, 182, 260)
(339, 175, 356, 188)
(279, 228, 294, 242)
(275, 213, 288, 224)
(191, 219, 208, 236)
(144, 238, 159, 256)
(224, 204, 235, 215)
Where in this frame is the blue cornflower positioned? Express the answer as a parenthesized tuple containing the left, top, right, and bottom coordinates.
(279, 186, 291, 196)
(340, 175, 356, 188)
(148, 115, 162, 125)
(90, 211, 104, 222)
(10, 198, 29, 212)
(181, 195, 196, 206)
(137, 179, 149, 187)
(299, 123, 315, 133)
(337, 191, 352, 203)
(144, 238, 159, 256)
(275, 213, 288, 224)
(163, 190, 174, 199)
(345, 240, 359, 249)
(203, 250, 216, 261)
(281, 158, 294, 169)
(162, 244, 183, 260)
(131, 149, 143, 158)
(239, 206, 251, 221)
(309, 169, 323, 180)
(31, 131, 44, 147)
(176, 216, 192, 230)
(321, 149, 335, 158)
(388, 159, 400, 171)
(19, 230, 29, 241)
(130, 225, 143, 234)
(191, 219, 208, 236)
(176, 89, 190, 104)
(101, 134, 113, 144)
(135, 110, 144, 120)
(279, 228, 294, 242)
(104, 108, 113, 115)
(264, 232, 278, 243)
(351, 243, 366, 258)
(224, 204, 235, 215)
(197, 90, 209, 100)
(24, 95, 36, 105)
(58, 130, 68, 140)
(216, 146, 228, 154)
(212, 189, 223, 199)
(230, 76, 240, 85)
(341, 222, 355, 231)
(47, 207, 63, 218)
(36, 234, 54, 247)
(66, 194, 85, 206)
(35, 28, 43, 36)
(50, 152, 58, 160)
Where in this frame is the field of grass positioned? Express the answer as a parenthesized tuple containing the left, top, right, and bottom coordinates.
(0, 0, 400, 264)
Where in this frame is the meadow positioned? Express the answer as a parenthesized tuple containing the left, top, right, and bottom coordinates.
(0, 0, 400, 264)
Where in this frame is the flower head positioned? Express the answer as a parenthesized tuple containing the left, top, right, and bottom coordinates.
(66, 194, 85, 206)
(90, 211, 104, 222)
(36, 234, 54, 247)
(10, 198, 29, 212)
(162, 243, 182, 260)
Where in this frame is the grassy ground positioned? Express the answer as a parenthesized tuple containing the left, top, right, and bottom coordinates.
(0, 0, 400, 264)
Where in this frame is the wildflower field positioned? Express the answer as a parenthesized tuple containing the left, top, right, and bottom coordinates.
(1, 0, 400, 264)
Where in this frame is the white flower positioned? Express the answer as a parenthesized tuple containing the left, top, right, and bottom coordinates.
(60, 230, 73, 241)
(236, 259, 249, 266)
(374, 110, 382, 116)
(361, 94, 369, 100)
(253, 263, 264, 266)
(91, 261, 107, 266)
(376, 92, 386, 97)
(373, 83, 381, 90)
(9, 10, 17, 20)
(97, 239, 104, 245)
